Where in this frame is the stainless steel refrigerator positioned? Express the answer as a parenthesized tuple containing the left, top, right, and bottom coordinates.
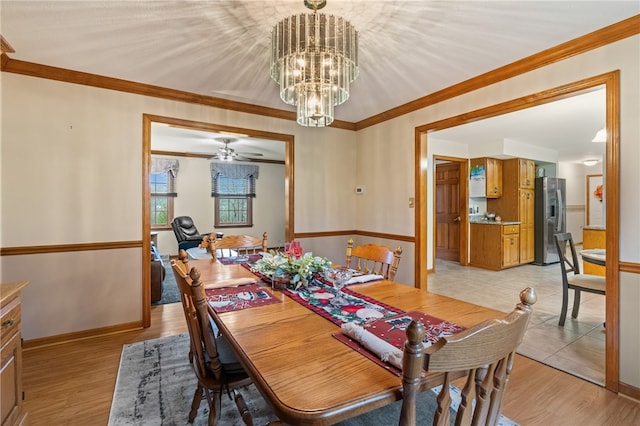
(534, 177, 566, 265)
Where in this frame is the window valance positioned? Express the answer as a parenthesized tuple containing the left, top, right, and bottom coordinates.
(151, 158, 180, 177)
(210, 163, 259, 179)
(150, 158, 179, 196)
(210, 164, 259, 198)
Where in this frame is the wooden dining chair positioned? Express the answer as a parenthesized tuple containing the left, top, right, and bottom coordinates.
(337, 288, 536, 426)
(553, 232, 606, 326)
(177, 248, 191, 269)
(399, 287, 537, 426)
(345, 238, 403, 281)
(170, 261, 254, 426)
(208, 232, 268, 261)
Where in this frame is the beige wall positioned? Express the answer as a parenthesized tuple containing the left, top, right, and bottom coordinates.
(354, 35, 640, 387)
(0, 35, 638, 387)
(620, 271, 640, 387)
(0, 74, 356, 340)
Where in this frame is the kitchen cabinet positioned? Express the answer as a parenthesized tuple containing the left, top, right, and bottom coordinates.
(469, 157, 502, 198)
(518, 158, 536, 189)
(518, 188, 535, 263)
(1, 281, 28, 426)
(470, 223, 520, 270)
(488, 158, 535, 264)
(502, 226, 521, 268)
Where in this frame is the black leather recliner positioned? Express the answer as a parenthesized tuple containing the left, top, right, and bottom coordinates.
(171, 216, 211, 251)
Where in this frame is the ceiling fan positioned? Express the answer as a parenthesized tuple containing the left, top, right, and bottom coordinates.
(209, 138, 264, 162)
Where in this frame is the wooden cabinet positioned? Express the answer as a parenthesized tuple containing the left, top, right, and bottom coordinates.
(518, 188, 535, 263)
(485, 158, 503, 198)
(469, 157, 502, 198)
(470, 223, 520, 270)
(488, 158, 535, 264)
(518, 158, 536, 189)
(502, 225, 521, 268)
(1, 281, 28, 426)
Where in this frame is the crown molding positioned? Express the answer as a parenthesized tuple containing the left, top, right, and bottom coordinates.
(1, 15, 637, 131)
(0, 35, 15, 54)
(355, 14, 640, 130)
(151, 149, 285, 165)
(0, 55, 357, 131)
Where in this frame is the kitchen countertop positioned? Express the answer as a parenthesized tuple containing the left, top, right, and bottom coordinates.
(470, 219, 521, 225)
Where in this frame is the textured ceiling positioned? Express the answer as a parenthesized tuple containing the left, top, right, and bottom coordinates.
(1, 1, 637, 162)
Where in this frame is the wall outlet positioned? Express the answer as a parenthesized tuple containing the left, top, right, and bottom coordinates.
(355, 186, 365, 194)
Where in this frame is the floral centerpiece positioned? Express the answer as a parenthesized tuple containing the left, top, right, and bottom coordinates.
(251, 250, 332, 290)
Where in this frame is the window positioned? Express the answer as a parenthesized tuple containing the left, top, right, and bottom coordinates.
(214, 176, 253, 227)
(211, 164, 259, 228)
(150, 158, 179, 229)
(150, 172, 173, 227)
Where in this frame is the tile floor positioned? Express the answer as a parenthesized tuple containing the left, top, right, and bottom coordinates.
(428, 252, 606, 386)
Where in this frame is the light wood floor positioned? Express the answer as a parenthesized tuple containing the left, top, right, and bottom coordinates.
(429, 256, 606, 385)
(22, 302, 639, 425)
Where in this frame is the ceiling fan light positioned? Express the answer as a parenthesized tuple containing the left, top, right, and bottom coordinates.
(592, 128, 607, 143)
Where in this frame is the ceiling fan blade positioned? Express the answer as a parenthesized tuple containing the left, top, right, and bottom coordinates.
(237, 152, 263, 157)
(209, 152, 240, 161)
(234, 155, 256, 161)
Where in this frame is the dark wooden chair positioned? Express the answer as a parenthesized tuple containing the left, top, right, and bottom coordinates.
(205, 232, 268, 261)
(553, 232, 606, 326)
(398, 287, 537, 426)
(170, 261, 253, 425)
(345, 238, 403, 281)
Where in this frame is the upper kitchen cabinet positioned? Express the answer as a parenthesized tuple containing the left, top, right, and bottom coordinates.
(469, 157, 502, 198)
(518, 158, 536, 189)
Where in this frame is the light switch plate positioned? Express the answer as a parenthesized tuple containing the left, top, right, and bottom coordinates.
(409, 197, 415, 208)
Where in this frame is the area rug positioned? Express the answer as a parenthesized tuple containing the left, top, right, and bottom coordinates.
(108, 333, 278, 425)
(151, 263, 180, 306)
(108, 334, 519, 425)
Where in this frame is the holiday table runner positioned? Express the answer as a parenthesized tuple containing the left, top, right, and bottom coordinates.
(205, 283, 280, 313)
(283, 277, 405, 326)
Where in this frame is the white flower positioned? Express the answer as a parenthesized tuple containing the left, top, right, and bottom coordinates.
(251, 250, 331, 290)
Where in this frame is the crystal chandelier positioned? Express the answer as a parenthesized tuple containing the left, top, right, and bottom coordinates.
(270, 0, 359, 127)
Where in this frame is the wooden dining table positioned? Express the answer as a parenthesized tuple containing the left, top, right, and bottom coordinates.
(188, 258, 505, 425)
(580, 248, 606, 267)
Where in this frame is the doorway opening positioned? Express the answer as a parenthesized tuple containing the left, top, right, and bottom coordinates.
(434, 157, 469, 265)
(415, 71, 620, 392)
(141, 114, 295, 325)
